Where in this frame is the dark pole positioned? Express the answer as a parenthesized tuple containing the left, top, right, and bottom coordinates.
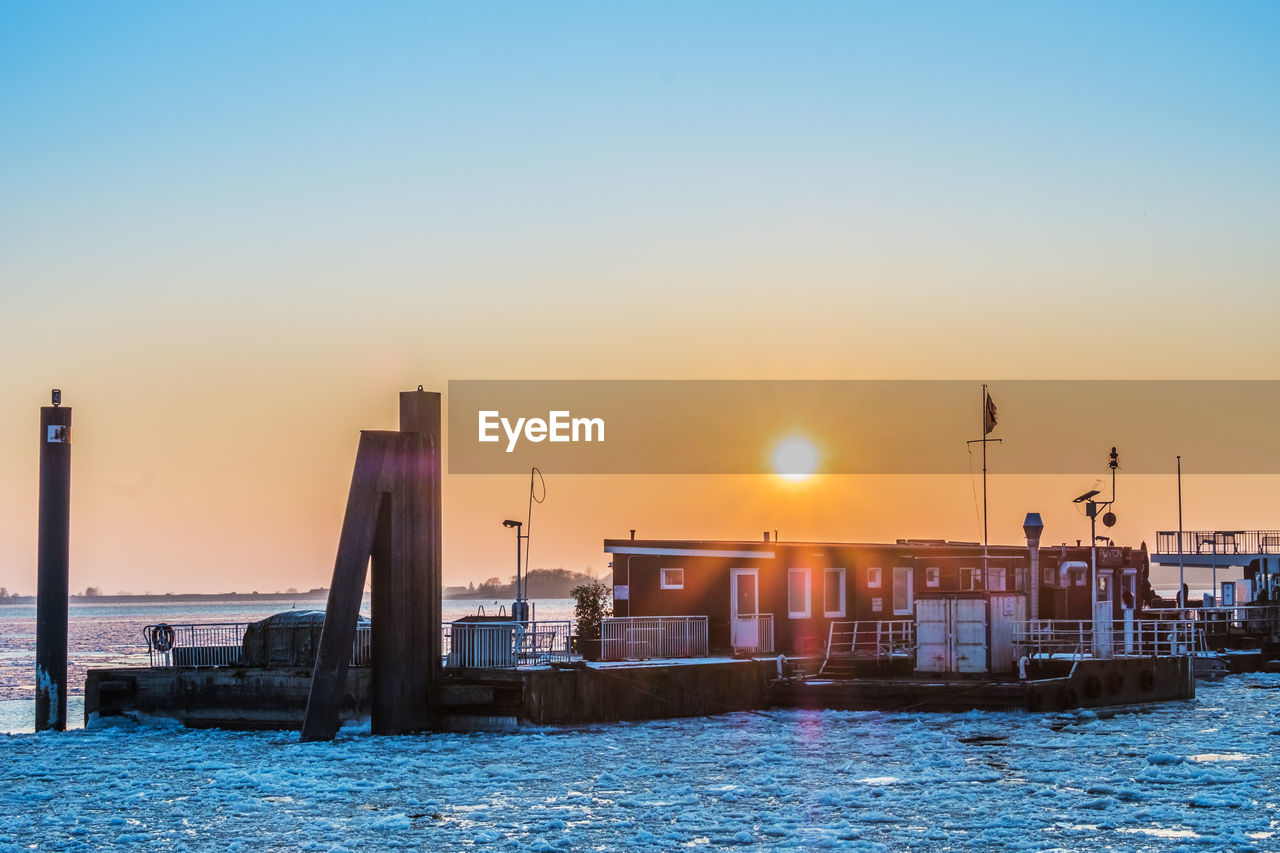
(1176, 455, 1184, 609)
(515, 524, 523, 604)
(36, 389, 72, 732)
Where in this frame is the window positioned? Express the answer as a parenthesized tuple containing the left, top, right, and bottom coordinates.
(1073, 569, 1087, 586)
(987, 567, 1007, 592)
(788, 568, 811, 619)
(660, 568, 684, 590)
(892, 567, 913, 616)
(960, 567, 983, 591)
(925, 567, 940, 588)
(823, 568, 846, 618)
(867, 567, 882, 589)
(1044, 566, 1056, 586)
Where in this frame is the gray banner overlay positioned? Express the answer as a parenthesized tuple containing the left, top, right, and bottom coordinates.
(446, 380, 1280, 475)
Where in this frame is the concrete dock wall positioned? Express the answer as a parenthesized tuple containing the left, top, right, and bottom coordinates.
(86, 667, 370, 730)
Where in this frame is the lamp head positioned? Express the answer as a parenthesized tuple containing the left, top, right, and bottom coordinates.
(502, 519, 522, 529)
(1073, 489, 1101, 504)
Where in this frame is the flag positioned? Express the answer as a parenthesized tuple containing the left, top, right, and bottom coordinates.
(983, 392, 998, 435)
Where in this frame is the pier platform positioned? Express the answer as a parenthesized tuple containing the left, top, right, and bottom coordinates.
(85, 653, 1194, 731)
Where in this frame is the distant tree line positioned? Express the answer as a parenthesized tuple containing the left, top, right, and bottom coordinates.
(446, 568, 612, 599)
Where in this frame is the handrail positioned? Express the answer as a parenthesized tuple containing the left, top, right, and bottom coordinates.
(730, 613, 775, 654)
(442, 620, 572, 669)
(1013, 619, 1200, 661)
(1155, 529, 1280, 555)
(601, 616, 709, 661)
(143, 622, 371, 668)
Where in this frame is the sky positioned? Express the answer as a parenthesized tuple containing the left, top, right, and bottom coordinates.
(2, 2, 1279, 595)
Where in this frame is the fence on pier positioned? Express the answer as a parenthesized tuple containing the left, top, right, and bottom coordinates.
(442, 620, 573, 669)
(1013, 619, 1202, 661)
(144, 622, 372, 668)
(600, 616, 709, 661)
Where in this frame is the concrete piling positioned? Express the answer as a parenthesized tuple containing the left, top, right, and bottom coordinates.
(302, 388, 441, 740)
(36, 390, 72, 732)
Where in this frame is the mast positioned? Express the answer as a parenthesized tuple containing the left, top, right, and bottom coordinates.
(968, 384, 1000, 582)
(1177, 455, 1184, 608)
(982, 383, 988, 573)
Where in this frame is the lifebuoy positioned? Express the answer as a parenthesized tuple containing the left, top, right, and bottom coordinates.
(1026, 688, 1044, 712)
(151, 624, 175, 653)
(1107, 671, 1124, 695)
(1059, 685, 1079, 708)
(1139, 669, 1156, 691)
(1084, 675, 1103, 700)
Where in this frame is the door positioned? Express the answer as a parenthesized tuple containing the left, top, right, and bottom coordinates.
(730, 568, 759, 651)
(892, 567, 913, 616)
(954, 599, 988, 673)
(986, 595, 1026, 673)
(915, 598, 951, 672)
(915, 597, 989, 674)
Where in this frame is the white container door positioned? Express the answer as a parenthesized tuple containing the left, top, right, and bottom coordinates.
(986, 595, 1025, 674)
(954, 598, 988, 673)
(915, 598, 952, 672)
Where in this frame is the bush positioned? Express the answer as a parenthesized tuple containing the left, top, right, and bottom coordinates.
(570, 581, 613, 643)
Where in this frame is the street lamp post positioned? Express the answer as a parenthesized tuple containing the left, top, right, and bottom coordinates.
(503, 519, 528, 621)
(1072, 447, 1120, 658)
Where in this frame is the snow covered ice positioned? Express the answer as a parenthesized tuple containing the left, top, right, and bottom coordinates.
(2, 675, 1279, 851)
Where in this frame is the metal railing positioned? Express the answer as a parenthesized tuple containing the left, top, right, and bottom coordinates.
(442, 620, 573, 669)
(600, 616, 709, 661)
(730, 613, 775, 654)
(144, 622, 372, 668)
(824, 620, 915, 662)
(1013, 619, 1200, 661)
(1144, 605, 1280, 636)
(1155, 529, 1280, 555)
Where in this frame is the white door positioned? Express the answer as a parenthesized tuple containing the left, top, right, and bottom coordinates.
(986, 595, 1026, 673)
(915, 598, 951, 672)
(730, 568, 759, 651)
(915, 597, 989, 674)
(892, 567, 913, 616)
(954, 599, 988, 673)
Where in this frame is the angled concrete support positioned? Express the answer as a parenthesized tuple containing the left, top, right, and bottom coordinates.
(301, 389, 441, 741)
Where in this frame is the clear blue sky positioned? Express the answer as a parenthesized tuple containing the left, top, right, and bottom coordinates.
(2, 2, 1278, 593)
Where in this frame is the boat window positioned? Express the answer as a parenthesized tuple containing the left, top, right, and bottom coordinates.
(823, 568, 846, 618)
(788, 568, 811, 619)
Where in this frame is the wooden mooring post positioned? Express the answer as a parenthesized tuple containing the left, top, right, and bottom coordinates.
(36, 390, 72, 732)
(301, 388, 441, 740)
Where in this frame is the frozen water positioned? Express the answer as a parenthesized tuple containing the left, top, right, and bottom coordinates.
(1, 675, 1278, 850)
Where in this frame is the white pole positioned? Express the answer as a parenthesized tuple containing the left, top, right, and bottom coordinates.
(1090, 509, 1098, 656)
(1177, 456, 1184, 610)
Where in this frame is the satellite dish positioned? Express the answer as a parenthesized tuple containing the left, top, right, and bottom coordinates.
(1102, 511, 1117, 528)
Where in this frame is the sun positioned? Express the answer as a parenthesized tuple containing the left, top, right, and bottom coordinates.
(772, 436, 818, 481)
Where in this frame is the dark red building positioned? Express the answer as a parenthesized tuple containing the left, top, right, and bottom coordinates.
(604, 533, 1150, 659)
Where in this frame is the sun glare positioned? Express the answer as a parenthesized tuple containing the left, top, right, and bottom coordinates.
(772, 436, 818, 481)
